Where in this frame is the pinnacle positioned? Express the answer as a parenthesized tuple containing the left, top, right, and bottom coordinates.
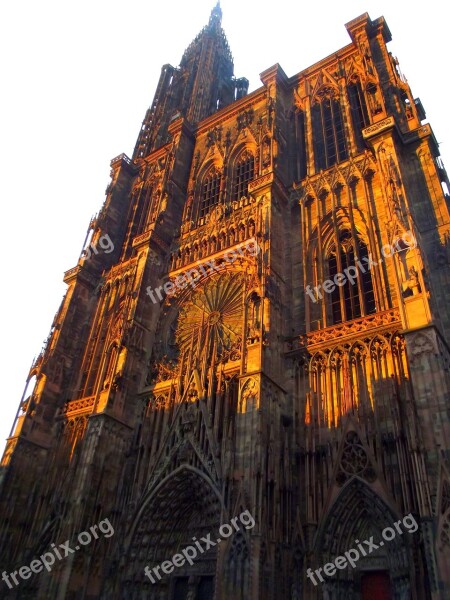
(209, 0, 222, 27)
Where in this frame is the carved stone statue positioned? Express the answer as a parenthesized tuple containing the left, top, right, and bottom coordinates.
(262, 137, 271, 167)
(402, 265, 421, 296)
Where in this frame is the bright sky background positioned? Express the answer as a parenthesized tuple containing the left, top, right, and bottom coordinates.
(0, 0, 448, 454)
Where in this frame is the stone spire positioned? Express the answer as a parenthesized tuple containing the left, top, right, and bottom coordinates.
(208, 1, 222, 28)
(133, 2, 241, 158)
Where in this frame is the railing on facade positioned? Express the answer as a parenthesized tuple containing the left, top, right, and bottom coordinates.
(287, 308, 401, 352)
(110, 152, 132, 166)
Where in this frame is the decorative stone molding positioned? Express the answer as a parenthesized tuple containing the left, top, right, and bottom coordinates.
(289, 309, 401, 351)
(362, 116, 395, 138)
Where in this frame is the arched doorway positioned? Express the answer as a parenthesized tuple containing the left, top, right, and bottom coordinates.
(315, 479, 413, 599)
(122, 466, 224, 599)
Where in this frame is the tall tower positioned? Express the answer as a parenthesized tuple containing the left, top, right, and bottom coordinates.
(133, 1, 248, 159)
(1, 9, 450, 600)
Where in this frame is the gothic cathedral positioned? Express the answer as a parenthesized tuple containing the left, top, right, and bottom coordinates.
(1, 5, 450, 599)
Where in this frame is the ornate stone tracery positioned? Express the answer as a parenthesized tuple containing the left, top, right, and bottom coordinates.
(176, 273, 243, 358)
(2, 9, 450, 600)
(336, 430, 377, 485)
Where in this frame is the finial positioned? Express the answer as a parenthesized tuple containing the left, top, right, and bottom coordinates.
(209, 1, 222, 26)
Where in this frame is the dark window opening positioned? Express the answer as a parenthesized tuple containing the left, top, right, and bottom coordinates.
(342, 245, 362, 320)
(327, 232, 376, 324)
(297, 111, 307, 180)
(233, 154, 254, 200)
(312, 96, 348, 171)
(359, 241, 376, 314)
(328, 253, 342, 324)
(348, 82, 370, 150)
(200, 170, 221, 218)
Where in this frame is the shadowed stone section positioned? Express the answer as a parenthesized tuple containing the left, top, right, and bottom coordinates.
(1, 9, 450, 600)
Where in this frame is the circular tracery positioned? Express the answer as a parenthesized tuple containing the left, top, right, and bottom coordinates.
(176, 273, 243, 359)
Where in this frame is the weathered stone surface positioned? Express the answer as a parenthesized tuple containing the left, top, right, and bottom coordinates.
(1, 8, 450, 600)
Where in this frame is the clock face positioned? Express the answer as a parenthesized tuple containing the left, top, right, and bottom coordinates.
(176, 273, 243, 359)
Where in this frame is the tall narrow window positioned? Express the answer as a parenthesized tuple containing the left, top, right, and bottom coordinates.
(233, 152, 254, 200)
(199, 168, 221, 218)
(136, 185, 153, 231)
(328, 251, 342, 324)
(312, 93, 348, 171)
(327, 231, 375, 324)
(296, 110, 307, 180)
(359, 241, 376, 314)
(342, 242, 361, 320)
(347, 82, 370, 150)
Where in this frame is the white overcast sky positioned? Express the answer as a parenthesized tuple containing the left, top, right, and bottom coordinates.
(0, 0, 448, 453)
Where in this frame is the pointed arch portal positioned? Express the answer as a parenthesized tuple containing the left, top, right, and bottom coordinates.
(123, 466, 224, 599)
(315, 478, 413, 599)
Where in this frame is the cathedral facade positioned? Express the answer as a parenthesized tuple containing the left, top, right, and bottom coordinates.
(1, 5, 450, 599)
